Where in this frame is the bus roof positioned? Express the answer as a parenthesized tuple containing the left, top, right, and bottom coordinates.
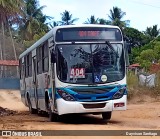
(19, 24, 121, 59)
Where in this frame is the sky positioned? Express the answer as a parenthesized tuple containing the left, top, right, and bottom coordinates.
(39, 0, 160, 31)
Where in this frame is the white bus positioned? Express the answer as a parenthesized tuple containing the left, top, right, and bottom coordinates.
(19, 24, 128, 122)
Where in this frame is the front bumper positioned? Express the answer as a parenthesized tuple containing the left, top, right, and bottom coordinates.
(56, 95, 127, 115)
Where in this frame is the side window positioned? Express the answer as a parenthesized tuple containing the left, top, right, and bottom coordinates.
(19, 59, 22, 79)
(27, 54, 30, 77)
(25, 56, 28, 77)
(50, 49, 55, 79)
(42, 42, 49, 72)
(37, 46, 42, 74)
(22, 63, 24, 78)
(28, 53, 32, 77)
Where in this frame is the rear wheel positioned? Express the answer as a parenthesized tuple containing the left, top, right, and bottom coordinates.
(102, 112, 112, 120)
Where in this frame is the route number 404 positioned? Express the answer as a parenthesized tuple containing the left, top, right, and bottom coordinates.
(70, 68, 85, 78)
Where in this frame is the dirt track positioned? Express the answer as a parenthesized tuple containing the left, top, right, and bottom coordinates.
(0, 90, 160, 139)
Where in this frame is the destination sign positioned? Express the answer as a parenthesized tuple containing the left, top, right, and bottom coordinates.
(56, 27, 122, 42)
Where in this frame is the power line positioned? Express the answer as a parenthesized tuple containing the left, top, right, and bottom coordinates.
(129, 0, 160, 9)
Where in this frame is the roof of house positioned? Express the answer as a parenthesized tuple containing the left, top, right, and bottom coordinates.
(129, 63, 140, 68)
(150, 63, 160, 73)
(0, 60, 19, 66)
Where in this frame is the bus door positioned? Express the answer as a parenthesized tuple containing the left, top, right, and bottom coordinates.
(32, 56, 38, 109)
(51, 49, 56, 110)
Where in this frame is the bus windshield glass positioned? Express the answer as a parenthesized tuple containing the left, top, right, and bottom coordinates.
(56, 43, 125, 84)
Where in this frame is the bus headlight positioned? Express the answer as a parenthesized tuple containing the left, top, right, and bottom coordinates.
(113, 87, 126, 99)
(57, 89, 75, 101)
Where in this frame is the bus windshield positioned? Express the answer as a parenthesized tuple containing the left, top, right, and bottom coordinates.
(56, 43, 125, 84)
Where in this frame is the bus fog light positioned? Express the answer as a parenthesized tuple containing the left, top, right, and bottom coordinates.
(57, 89, 75, 101)
(114, 102, 125, 107)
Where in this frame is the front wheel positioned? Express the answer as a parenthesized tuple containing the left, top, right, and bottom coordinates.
(102, 112, 112, 120)
(48, 102, 59, 122)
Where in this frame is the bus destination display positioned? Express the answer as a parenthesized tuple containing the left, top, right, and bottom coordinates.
(56, 27, 122, 42)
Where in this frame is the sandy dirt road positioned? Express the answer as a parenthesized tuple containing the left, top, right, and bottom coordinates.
(0, 90, 160, 139)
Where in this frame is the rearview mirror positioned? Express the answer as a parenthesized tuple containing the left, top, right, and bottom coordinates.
(124, 42, 130, 66)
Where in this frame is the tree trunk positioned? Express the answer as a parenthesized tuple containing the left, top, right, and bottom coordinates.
(0, 37, 3, 78)
(1, 22, 6, 77)
(8, 25, 19, 77)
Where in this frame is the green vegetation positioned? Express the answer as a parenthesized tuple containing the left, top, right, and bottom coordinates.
(0, 0, 160, 100)
(108, 6, 130, 29)
(59, 10, 79, 25)
(131, 38, 160, 71)
(0, 1, 159, 70)
(127, 71, 160, 100)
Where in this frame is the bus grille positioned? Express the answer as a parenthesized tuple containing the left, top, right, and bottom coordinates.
(71, 87, 114, 94)
(83, 103, 106, 109)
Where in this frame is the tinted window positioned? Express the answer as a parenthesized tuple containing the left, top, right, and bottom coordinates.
(37, 46, 42, 74)
(19, 59, 22, 79)
(42, 42, 49, 72)
(28, 53, 32, 77)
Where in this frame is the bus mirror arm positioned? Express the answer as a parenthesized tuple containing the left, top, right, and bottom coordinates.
(128, 44, 131, 54)
(51, 52, 56, 63)
(124, 42, 131, 54)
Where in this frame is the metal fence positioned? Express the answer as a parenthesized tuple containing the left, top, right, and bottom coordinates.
(0, 78, 20, 89)
(0, 66, 20, 89)
(0, 66, 19, 78)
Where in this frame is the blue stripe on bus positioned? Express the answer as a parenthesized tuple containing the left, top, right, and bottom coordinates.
(56, 84, 127, 102)
(20, 84, 127, 102)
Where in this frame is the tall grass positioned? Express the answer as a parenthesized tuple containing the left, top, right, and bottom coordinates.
(127, 71, 139, 88)
(127, 71, 160, 100)
(127, 71, 139, 99)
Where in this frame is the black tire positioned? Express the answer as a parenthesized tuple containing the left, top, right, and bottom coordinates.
(102, 112, 112, 120)
(27, 95, 37, 114)
(48, 102, 59, 122)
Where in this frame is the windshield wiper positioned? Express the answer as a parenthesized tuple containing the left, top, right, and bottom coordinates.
(105, 41, 119, 58)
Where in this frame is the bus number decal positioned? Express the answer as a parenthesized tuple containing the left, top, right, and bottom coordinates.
(70, 68, 85, 78)
(79, 31, 100, 37)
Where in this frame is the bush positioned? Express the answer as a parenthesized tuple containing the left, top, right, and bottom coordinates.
(127, 71, 139, 99)
(127, 71, 160, 101)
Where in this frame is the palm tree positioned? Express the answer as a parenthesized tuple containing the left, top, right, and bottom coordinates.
(0, 0, 24, 77)
(48, 21, 59, 29)
(59, 10, 79, 25)
(85, 15, 99, 24)
(19, 0, 52, 41)
(0, 0, 24, 24)
(108, 7, 129, 28)
(98, 18, 111, 25)
(144, 25, 159, 39)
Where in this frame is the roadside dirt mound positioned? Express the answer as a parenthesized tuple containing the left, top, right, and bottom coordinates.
(0, 90, 28, 111)
(0, 106, 16, 116)
(128, 87, 160, 104)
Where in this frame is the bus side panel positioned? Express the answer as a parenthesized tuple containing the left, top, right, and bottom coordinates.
(20, 79, 26, 106)
(36, 72, 49, 111)
(25, 77, 33, 105)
